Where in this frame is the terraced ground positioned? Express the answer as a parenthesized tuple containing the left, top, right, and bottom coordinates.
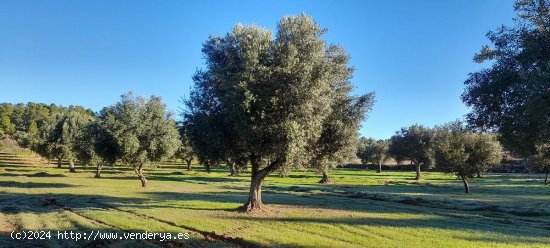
(0, 150, 549, 248)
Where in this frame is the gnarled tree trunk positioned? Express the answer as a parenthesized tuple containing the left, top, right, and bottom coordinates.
(185, 159, 192, 171)
(135, 165, 147, 187)
(228, 162, 239, 177)
(545, 172, 548, 186)
(57, 158, 62, 168)
(476, 171, 482, 178)
(377, 162, 382, 173)
(204, 162, 211, 173)
(318, 170, 330, 184)
(68, 159, 76, 172)
(95, 165, 102, 178)
(461, 176, 470, 193)
(240, 156, 281, 212)
(415, 163, 421, 180)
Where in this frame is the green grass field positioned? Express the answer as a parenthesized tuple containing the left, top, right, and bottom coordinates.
(1, 151, 549, 248)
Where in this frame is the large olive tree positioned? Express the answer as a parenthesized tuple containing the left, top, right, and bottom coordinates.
(101, 93, 180, 187)
(184, 14, 371, 211)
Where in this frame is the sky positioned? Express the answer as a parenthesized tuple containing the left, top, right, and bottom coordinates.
(0, 0, 516, 139)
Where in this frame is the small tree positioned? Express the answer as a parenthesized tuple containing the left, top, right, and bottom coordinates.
(389, 125, 435, 180)
(357, 138, 390, 173)
(174, 142, 195, 171)
(435, 129, 502, 193)
(534, 143, 550, 185)
(101, 93, 180, 187)
(0, 115, 16, 136)
(49, 111, 93, 172)
(74, 122, 118, 178)
(469, 133, 502, 177)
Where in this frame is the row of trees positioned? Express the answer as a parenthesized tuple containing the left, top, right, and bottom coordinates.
(0, 95, 183, 187)
(357, 0, 550, 189)
(357, 122, 503, 193)
(1, 15, 375, 212)
(1, 0, 547, 211)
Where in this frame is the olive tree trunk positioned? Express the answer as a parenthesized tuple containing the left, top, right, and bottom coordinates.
(240, 156, 281, 212)
(415, 163, 421, 180)
(545, 172, 548, 186)
(377, 162, 382, 173)
(461, 176, 470, 193)
(95, 165, 102, 178)
(68, 159, 76, 172)
(185, 159, 192, 171)
(318, 169, 330, 184)
(135, 165, 147, 187)
(476, 171, 482, 178)
(57, 158, 62, 168)
(228, 162, 239, 177)
(204, 162, 211, 173)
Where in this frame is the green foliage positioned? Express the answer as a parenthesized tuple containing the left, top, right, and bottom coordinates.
(0, 115, 16, 135)
(434, 125, 502, 193)
(74, 121, 119, 175)
(174, 124, 195, 166)
(534, 143, 550, 174)
(389, 124, 435, 180)
(357, 137, 390, 166)
(309, 59, 375, 181)
(101, 92, 180, 186)
(185, 14, 371, 209)
(462, 0, 550, 156)
(49, 111, 93, 163)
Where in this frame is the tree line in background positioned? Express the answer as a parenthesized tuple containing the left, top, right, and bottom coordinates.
(357, 122, 503, 193)
(0, 94, 181, 187)
(0, 0, 548, 211)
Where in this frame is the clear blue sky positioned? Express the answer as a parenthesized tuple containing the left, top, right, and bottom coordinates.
(0, 0, 516, 139)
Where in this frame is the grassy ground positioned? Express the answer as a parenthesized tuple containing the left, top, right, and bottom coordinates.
(0, 151, 549, 248)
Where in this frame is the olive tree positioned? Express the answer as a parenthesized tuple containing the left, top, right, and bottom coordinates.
(101, 93, 180, 187)
(469, 133, 503, 177)
(74, 122, 118, 178)
(389, 125, 435, 180)
(49, 111, 93, 172)
(357, 138, 390, 173)
(184, 14, 371, 211)
(435, 129, 502, 193)
(534, 143, 550, 185)
(174, 140, 195, 171)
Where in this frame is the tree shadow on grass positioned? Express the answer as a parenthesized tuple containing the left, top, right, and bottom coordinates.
(0, 181, 72, 188)
(0, 192, 149, 214)
(219, 214, 550, 246)
(136, 190, 550, 244)
(148, 175, 246, 184)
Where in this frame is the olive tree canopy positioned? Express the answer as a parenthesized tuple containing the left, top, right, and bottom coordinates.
(357, 138, 390, 173)
(184, 14, 373, 211)
(434, 126, 502, 193)
(101, 92, 180, 187)
(389, 125, 435, 180)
